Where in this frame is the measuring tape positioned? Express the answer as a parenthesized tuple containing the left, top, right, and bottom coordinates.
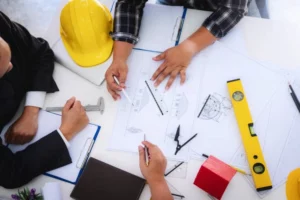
(227, 79, 272, 191)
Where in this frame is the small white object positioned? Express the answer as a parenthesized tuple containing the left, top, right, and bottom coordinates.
(42, 182, 62, 200)
(113, 76, 134, 106)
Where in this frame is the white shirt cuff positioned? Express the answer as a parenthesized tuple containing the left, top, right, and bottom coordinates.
(57, 129, 71, 148)
(25, 92, 46, 108)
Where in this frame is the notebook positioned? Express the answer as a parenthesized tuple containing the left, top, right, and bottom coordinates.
(70, 157, 146, 200)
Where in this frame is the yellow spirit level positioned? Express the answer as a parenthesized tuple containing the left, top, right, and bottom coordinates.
(227, 79, 272, 191)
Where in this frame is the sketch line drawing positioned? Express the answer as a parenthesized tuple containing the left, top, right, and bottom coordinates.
(126, 127, 143, 134)
(133, 86, 150, 113)
(198, 94, 211, 118)
(145, 80, 165, 115)
(198, 93, 232, 122)
(172, 93, 189, 119)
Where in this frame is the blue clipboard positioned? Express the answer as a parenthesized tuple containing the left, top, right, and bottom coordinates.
(44, 123, 101, 185)
(1, 111, 101, 185)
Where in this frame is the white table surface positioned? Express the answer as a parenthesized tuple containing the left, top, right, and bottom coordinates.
(1, 1, 300, 199)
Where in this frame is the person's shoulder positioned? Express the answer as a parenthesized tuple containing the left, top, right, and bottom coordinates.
(0, 12, 13, 31)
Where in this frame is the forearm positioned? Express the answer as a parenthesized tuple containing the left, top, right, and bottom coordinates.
(0, 131, 71, 189)
(111, 0, 147, 44)
(149, 179, 173, 200)
(180, 26, 217, 56)
(112, 41, 134, 62)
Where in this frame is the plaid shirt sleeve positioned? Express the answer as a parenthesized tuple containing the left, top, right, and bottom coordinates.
(202, 0, 249, 38)
(111, 0, 148, 45)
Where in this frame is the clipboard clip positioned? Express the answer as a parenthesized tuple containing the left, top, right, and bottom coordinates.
(172, 17, 184, 43)
(76, 138, 95, 169)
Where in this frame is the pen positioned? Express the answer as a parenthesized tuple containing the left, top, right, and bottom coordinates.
(289, 83, 300, 113)
(113, 76, 134, 106)
(144, 134, 149, 166)
(202, 154, 248, 175)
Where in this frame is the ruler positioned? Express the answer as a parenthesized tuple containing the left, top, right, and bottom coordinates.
(227, 79, 272, 191)
(145, 80, 168, 115)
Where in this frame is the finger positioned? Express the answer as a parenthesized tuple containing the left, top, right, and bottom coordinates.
(107, 74, 123, 91)
(73, 101, 82, 111)
(80, 105, 85, 113)
(16, 135, 28, 145)
(154, 66, 174, 87)
(9, 132, 18, 144)
(107, 87, 121, 101)
(5, 127, 12, 141)
(138, 146, 147, 168)
(151, 62, 168, 81)
(63, 97, 76, 112)
(5, 128, 13, 144)
(153, 52, 166, 61)
(180, 70, 186, 85)
(119, 68, 128, 88)
(165, 69, 180, 90)
(142, 141, 155, 149)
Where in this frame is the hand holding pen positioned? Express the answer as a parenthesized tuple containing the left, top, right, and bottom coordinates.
(138, 141, 167, 184)
(138, 141, 173, 200)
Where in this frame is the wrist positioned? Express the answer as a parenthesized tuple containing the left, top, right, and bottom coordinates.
(180, 39, 199, 56)
(24, 106, 40, 116)
(113, 41, 133, 62)
(59, 126, 73, 141)
(147, 176, 166, 188)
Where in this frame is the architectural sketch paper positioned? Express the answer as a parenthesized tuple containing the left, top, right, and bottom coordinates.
(109, 49, 207, 161)
(190, 42, 285, 164)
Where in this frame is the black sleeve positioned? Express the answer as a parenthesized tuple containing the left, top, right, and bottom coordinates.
(0, 12, 58, 93)
(0, 131, 71, 189)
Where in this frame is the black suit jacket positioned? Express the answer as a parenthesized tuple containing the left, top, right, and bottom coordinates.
(0, 131, 72, 189)
(0, 12, 71, 188)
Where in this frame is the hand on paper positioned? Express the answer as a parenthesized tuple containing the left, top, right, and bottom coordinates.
(5, 106, 39, 144)
(138, 141, 167, 185)
(152, 43, 194, 90)
(105, 60, 128, 100)
(59, 97, 89, 141)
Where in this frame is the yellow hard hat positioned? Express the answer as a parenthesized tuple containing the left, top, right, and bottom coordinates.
(60, 0, 113, 67)
(286, 168, 300, 200)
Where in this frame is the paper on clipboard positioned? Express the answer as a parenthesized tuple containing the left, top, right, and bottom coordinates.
(0, 110, 100, 184)
(111, 2, 184, 52)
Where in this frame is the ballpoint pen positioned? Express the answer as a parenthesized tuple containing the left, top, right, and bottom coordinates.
(113, 76, 134, 106)
(144, 134, 149, 166)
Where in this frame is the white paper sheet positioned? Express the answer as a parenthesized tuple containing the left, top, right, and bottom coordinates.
(109, 49, 207, 161)
(1, 111, 100, 183)
(135, 3, 184, 52)
(233, 70, 300, 198)
(42, 182, 62, 200)
(190, 42, 285, 164)
(111, 3, 184, 52)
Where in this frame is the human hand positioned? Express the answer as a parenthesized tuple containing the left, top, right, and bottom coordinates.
(105, 60, 128, 100)
(138, 141, 167, 185)
(5, 106, 39, 144)
(59, 97, 89, 141)
(151, 43, 195, 90)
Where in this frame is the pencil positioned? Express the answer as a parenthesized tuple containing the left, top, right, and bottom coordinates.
(289, 84, 300, 113)
(144, 134, 149, 166)
(201, 154, 248, 175)
(113, 76, 134, 106)
(232, 166, 248, 175)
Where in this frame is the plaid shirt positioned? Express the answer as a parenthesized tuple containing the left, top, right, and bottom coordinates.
(112, 0, 249, 44)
